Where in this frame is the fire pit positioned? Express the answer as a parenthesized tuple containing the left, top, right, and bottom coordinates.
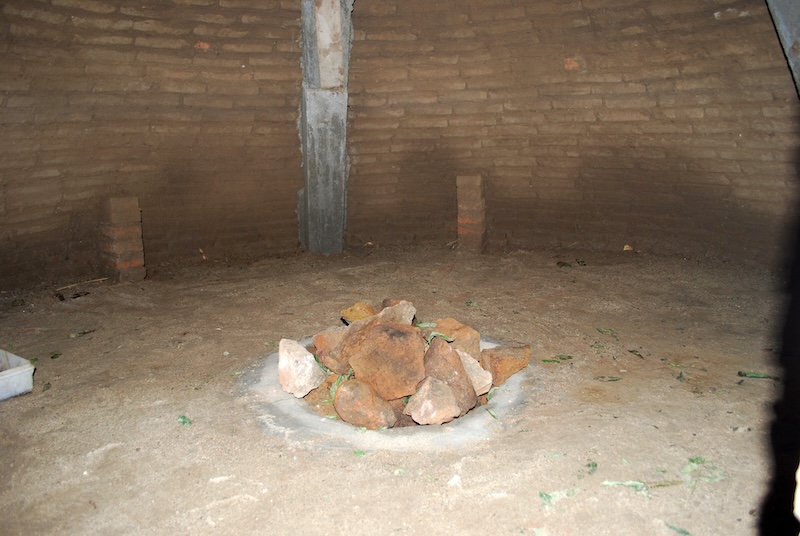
(245, 300, 532, 450)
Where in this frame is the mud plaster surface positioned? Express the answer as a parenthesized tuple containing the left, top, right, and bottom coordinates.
(0, 245, 785, 535)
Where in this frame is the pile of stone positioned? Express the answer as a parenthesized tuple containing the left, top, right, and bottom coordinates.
(278, 299, 530, 429)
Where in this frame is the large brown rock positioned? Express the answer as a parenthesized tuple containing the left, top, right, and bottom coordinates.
(480, 344, 531, 386)
(333, 379, 397, 430)
(343, 320, 426, 401)
(421, 318, 481, 361)
(403, 376, 461, 425)
(424, 336, 477, 415)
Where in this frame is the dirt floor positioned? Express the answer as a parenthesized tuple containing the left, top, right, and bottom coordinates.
(0, 244, 788, 535)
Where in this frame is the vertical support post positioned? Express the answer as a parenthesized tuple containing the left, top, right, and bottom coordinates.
(766, 0, 800, 99)
(457, 175, 487, 252)
(298, 0, 354, 254)
(98, 197, 146, 282)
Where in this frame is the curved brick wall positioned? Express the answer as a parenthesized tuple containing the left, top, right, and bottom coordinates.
(1, 0, 799, 287)
(347, 0, 800, 260)
(1, 0, 304, 286)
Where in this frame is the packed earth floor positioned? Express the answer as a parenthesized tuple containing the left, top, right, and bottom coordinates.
(0, 244, 787, 535)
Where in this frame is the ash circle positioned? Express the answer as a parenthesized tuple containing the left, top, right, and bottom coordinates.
(240, 337, 530, 451)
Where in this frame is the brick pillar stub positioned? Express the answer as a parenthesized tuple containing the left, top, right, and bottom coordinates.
(99, 196, 146, 282)
(457, 175, 487, 252)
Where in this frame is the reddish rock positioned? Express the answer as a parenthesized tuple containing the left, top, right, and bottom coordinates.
(343, 320, 426, 400)
(480, 344, 531, 386)
(421, 318, 481, 361)
(375, 300, 416, 325)
(278, 338, 328, 398)
(303, 374, 338, 419)
(340, 301, 377, 324)
(403, 376, 461, 425)
(424, 337, 477, 415)
(333, 379, 397, 430)
(456, 349, 492, 396)
(387, 398, 418, 428)
(312, 326, 350, 375)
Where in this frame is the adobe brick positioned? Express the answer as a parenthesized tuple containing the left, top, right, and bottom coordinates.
(51, 0, 117, 13)
(192, 25, 249, 38)
(219, 0, 280, 8)
(8, 23, 64, 43)
(158, 79, 206, 94)
(135, 36, 187, 49)
(3, 5, 68, 25)
(222, 42, 275, 53)
(182, 95, 234, 109)
(75, 35, 134, 46)
(69, 15, 134, 30)
(101, 198, 141, 226)
(76, 48, 137, 64)
(596, 109, 650, 122)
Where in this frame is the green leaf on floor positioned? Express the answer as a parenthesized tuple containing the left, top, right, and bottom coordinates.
(597, 327, 618, 339)
(665, 523, 691, 535)
(737, 371, 779, 380)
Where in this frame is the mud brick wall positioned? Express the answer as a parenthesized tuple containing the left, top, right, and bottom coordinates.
(0, 0, 303, 286)
(347, 0, 800, 261)
(2, 0, 799, 288)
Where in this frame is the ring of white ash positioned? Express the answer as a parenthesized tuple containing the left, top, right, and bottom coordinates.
(241, 337, 531, 452)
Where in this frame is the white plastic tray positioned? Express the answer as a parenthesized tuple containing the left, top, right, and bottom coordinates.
(0, 349, 35, 401)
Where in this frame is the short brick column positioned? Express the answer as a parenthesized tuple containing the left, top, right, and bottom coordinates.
(456, 175, 487, 252)
(98, 197, 146, 282)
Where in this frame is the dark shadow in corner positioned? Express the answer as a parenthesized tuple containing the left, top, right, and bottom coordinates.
(759, 113, 800, 536)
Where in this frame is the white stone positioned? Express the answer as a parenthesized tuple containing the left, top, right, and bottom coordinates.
(278, 338, 327, 398)
(403, 376, 461, 425)
(456, 349, 492, 396)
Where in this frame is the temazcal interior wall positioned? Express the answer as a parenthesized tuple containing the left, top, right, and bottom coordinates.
(0, 0, 798, 287)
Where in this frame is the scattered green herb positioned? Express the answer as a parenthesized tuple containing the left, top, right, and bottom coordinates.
(665, 523, 691, 536)
(486, 408, 498, 419)
(50, 353, 61, 360)
(597, 328, 618, 339)
(426, 332, 455, 344)
(177, 415, 192, 426)
(354, 450, 366, 457)
(737, 371, 779, 380)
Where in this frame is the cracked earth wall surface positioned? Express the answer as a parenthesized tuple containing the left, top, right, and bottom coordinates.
(0, 245, 784, 535)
